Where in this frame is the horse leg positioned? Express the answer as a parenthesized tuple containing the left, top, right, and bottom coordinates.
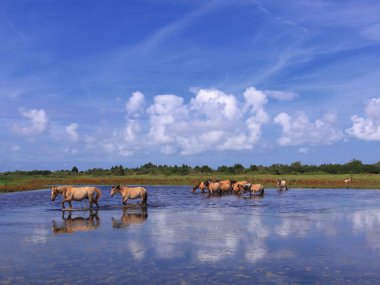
(88, 195, 93, 209)
(61, 200, 66, 209)
(123, 197, 128, 205)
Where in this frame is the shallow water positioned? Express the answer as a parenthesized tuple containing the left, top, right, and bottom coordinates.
(1, 187, 380, 284)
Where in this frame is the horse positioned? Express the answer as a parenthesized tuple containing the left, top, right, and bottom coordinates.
(111, 207, 148, 229)
(51, 186, 102, 210)
(52, 210, 100, 234)
(192, 180, 209, 193)
(277, 179, 288, 191)
(344, 176, 352, 184)
(219, 180, 234, 194)
(110, 185, 148, 205)
(232, 180, 249, 194)
(238, 183, 264, 196)
(204, 180, 221, 195)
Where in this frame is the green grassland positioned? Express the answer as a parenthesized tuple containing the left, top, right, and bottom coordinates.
(1, 172, 380, 193)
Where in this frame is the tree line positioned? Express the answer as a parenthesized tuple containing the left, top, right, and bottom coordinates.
(4, 159, 380, 176)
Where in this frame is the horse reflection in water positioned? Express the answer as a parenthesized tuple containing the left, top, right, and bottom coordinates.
(112, 206, 148, 229)
(52, 210, 100, 234)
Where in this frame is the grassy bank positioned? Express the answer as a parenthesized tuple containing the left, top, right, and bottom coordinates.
(1, 173, 380, 193)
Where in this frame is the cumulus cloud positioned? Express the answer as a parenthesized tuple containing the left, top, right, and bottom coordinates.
(105, 87, 272, 156)
(126, 91, 145, 116)
(65, 123, 79, 142)
(274, 112, 344, 146)
(347, 97, 380, 141)
(11, 109, 48, 136)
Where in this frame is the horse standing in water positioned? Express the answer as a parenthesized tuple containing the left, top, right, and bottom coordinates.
(110, 185, 148, 205)
(277, 179, 288, 191)
(237, 183, 265, 196)
(232, 180, 249, 194)
(192, 180, 209, 193)
(51, 186, 102, 210)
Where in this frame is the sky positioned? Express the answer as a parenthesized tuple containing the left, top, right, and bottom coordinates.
(1, 0, 380, 171)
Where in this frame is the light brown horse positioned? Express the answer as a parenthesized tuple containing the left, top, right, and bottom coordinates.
(192, 181, 209, 193)
(111, 207, 148, 229)
(277, 179, 288, 191)
(51, 186, 102, 210)
(110, 185, 148, 205)
(238, 183, 264, 196)
(204, 179, 234, 195)
(52, 211, 100, 234)
(232, 180, 249, 194)
(204, 180, 221, 195)
(344, 176, 352, 184)
(219, 180, 234, 194)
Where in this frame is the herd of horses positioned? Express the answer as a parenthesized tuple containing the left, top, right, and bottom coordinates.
(192, 179, 288, 195)
(50, 176, 353, 210)
(50, 179, 288, 210)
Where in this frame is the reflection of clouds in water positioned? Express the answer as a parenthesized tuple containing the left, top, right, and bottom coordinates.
(197, 237, 238, 263)
(24, 227, 48, 244)
(247, 216, 269, 239)
(352, 210, 380, 249)
(352, 210, 380, 232)
(245, 240, 267, 264)
(274, 219, 310, 238)
(127, 240, 146, 261)
(152, 212, 182, 259)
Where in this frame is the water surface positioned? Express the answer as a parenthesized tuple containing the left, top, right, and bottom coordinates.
(1, 187, 380, 284)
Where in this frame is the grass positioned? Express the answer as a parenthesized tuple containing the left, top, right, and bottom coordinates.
(1, 173, 380, 193)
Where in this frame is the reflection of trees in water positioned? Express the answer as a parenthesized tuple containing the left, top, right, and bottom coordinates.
(111, 206, 148, 229)
(52, 210, 100, 234)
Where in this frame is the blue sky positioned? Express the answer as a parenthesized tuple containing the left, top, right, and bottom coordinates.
(1, 0, 380, 171)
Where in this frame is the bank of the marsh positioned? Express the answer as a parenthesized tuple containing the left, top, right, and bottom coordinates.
(1, 173, 380, 193)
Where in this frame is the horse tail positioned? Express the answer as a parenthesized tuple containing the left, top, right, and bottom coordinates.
(142, 191, 148, 205)
(94, 187, 102, 202)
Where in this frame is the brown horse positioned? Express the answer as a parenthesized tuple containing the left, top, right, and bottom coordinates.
(110, 185, 148, 205)
(111, 207, 148, 229)
(203, 180, 220, 195)
(232, 180, 249, 194)
(52, 210, 100, 234)
(344, 176, 352, 184)
(51, 186, 101, 210)
(238, 183, 264, 196)
(192, 181, 209, 193)
(277, 179, 288, 191)
(219, 180, 234, 194)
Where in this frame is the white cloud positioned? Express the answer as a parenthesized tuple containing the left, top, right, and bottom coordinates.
(100, 87, 272, 157)
(347, 97, 380, 141)
(65, 123, 79, 142)
(147, 94, 189, 144)
(126, 91, 145, 116)
(11, 109, 48, 136)
(274, 112, 344, 146)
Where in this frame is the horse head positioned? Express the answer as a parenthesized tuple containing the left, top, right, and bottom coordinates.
(51, 187, 58, 201)
(110, 184, 122, 197)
